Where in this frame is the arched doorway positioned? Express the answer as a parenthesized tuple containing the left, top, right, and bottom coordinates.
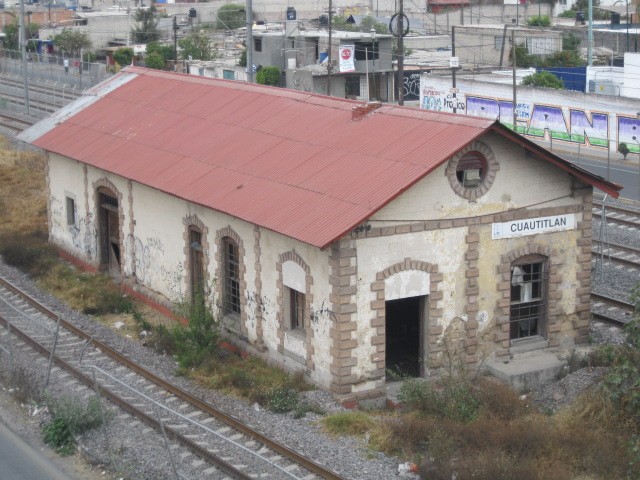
(97, 187, 121, 274)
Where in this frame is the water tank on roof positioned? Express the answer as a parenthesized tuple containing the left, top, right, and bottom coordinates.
(286, 6, 296, 20)
(188, 7, 196, 18)
(611, 12, 620, 25)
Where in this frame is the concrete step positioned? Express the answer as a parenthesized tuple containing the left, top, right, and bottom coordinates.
(486, 350, 565, 392)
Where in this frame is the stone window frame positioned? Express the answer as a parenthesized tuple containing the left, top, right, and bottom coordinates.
(276, 250, 315, 369)
(370, 258, 444, 378)
(445, 141, 499, 201)
(92, 178, 124, 270)
(495, 244, 562, 355)
(214, 226, 247, 339)
(182, 214, 209, 303)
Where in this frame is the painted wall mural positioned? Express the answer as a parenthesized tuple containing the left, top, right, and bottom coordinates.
(420, 82, 640, 153)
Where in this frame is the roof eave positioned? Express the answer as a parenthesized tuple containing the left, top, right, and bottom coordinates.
(489, 123, 622, 198)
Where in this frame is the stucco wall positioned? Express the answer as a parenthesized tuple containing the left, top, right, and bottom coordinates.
(47, 155, 334, 388)
(372, 131, 576, 226)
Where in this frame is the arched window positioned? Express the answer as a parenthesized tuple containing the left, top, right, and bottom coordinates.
(222, 237, 241, 315)
(510, 256, 548, 340)
(188, 226, 204, 303)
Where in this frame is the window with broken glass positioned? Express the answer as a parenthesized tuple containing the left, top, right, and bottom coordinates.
(510, 260, 548, 340)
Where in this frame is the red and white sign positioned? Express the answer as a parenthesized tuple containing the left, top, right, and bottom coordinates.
(339, 45, 355, 73)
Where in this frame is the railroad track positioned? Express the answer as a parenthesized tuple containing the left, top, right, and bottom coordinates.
(0, 112, 34, 133)
(592, 240, 640, 269)
(590, 292, 636, 327)
(593, 202, 640, 230)
(0, 276, 345, 480)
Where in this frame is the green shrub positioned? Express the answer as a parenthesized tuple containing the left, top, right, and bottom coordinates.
(145, 52, 165, 70)
(399, 377, 481, 423)
(527, 15, 550, 27)
(265, 386, 299, 413)
(322, 411, 375, 436)
(216, 4, 246, 30)
(43, 418, 77, 456)
(145, 323, 176, 355)
(256, 66, 281, 87)
(293, 401, 325, 419)
(113, 47, 134, 67)
(604, 316, 640, 428)
(43, 396, 105, 455)
(171, 297, 220, 369)
(82, 287, 134, 315)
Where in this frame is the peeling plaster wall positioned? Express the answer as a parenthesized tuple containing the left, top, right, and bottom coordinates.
(371, 132, 576, 226)
(354, 229, 466, 385)
(48, 158, 334, 388)
(258, 230, 332, 387)
(48, 155, 96, 263)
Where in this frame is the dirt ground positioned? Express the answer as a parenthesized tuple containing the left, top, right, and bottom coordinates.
(0, 387, 115, 480)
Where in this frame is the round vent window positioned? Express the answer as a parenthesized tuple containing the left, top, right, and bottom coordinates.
(446, 141, 498, 200)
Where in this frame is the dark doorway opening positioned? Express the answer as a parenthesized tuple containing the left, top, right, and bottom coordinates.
(98, 190, 121, 274)
(385, 296, 424, 378)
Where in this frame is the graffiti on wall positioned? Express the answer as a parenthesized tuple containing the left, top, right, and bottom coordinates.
(420, 84, 640, 152)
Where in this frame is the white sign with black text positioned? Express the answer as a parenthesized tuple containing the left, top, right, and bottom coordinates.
(492, 214, 576, 240)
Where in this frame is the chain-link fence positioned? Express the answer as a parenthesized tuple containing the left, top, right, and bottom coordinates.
(1, 49, 112, 88)
(0, 50, 114, 119)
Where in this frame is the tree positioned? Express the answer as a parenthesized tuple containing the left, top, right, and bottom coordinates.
(145, 52, 165, 70)
(216, 4, 246, 30)
(618, 142, 630, 159)
(146, 41, 174, 61)
(521, 71, 564, 89)
(113, 47, 134, 67)
(256, 66, 280, 86)
(52, 29, 92, 58)
(178, 30, 215, 61)
(3, 21, 39, 52)
(527, 15, 551, 27)
(130, 6, 160, 44)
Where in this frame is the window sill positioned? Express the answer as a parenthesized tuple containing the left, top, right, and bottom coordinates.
(286, 328, 306, 341)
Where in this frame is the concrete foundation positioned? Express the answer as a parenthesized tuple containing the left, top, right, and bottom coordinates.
(486, 350, 566, 392)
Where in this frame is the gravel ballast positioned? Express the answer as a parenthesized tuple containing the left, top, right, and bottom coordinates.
(0, 140, 637, 479)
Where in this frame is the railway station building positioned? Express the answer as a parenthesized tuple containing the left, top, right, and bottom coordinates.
(21, 68, 621, 405)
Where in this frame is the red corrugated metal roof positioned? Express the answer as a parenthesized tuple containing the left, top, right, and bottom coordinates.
(29, 67, 621, 249)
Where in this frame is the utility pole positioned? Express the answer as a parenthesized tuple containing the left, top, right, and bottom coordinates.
(327, 0, 332, 95)
(246, 0, 253, 83)
(19, 0, 29, 115)
(452, 26, 457, 113)
(173, 16, 178, 71)
(398, 0, 405, 105)
(499, 24, 508, 68)
(587, 0, 593, 65)
(512, 28, 517, 133)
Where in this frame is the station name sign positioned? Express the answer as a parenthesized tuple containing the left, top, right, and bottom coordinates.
(492, 214, 576, 240)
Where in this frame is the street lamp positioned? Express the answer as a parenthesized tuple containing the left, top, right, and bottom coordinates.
(544, 113, 552, 151)
(370, 27, 376, 100)
(571, 128, 582, 164)
(613, 0, 630, 53)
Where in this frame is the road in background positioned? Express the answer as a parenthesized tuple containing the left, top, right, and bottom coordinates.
(531, 139, 640, 202)
(0, 418, 73, 480)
